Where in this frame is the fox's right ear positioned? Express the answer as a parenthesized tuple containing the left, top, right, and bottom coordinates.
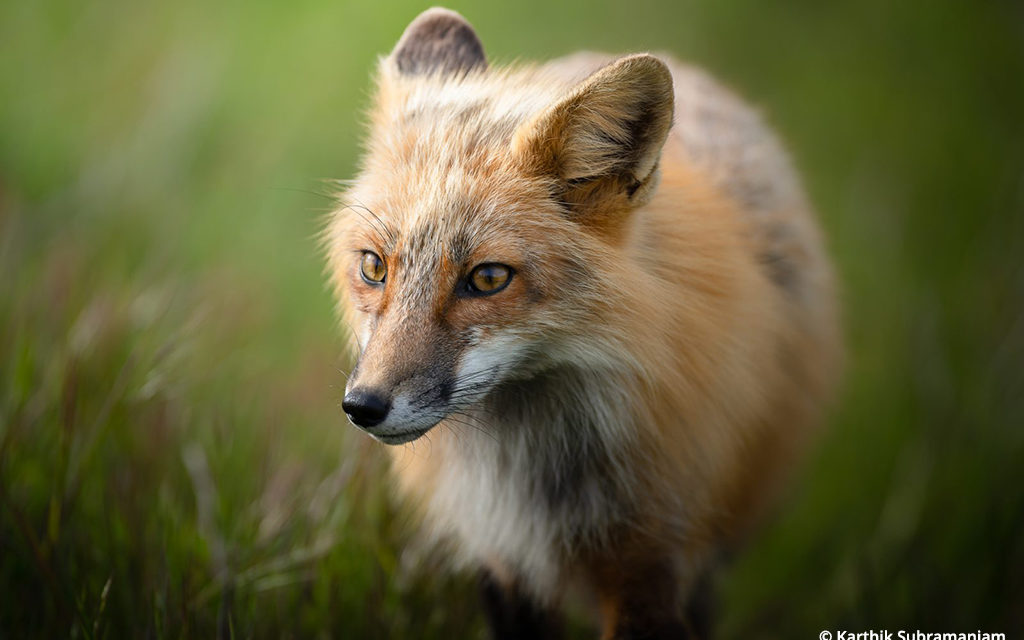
(513, 54, 674, 229)
(387, 8, 487, 77)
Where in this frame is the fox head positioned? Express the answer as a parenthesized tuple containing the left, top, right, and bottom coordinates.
(326, 8, 674, 444)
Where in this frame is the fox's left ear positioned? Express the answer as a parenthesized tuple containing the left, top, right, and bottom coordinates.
(513, 54, 674, 224)
(388, 8, 487, 76)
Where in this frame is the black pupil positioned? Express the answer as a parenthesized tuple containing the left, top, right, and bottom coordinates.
(366, 254, 382, 279)
(475, 266, 505, 290)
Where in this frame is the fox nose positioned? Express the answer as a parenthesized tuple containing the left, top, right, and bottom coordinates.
(342, 389, 391, 428)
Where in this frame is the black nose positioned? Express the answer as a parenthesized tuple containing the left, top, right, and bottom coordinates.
(342, 389, 391, 428)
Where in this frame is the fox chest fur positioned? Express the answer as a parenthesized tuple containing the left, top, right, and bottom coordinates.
(326, 8, 841, 637)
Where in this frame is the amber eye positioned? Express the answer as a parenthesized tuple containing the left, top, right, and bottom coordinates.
(468, 263, 512, 295)
(359, 251, 386, 284)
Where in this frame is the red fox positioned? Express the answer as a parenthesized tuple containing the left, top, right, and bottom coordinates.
(325, 8, 841, 639)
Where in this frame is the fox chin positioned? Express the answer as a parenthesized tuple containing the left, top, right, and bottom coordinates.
(324, 7, 842, 639)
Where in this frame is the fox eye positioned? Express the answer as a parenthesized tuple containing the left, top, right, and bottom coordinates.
(468, 263, 512, 295)
(359, 251, 386, 284)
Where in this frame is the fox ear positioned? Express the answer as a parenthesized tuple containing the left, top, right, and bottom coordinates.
(513, 54, 674, 222)
(390, 8, 487, 76)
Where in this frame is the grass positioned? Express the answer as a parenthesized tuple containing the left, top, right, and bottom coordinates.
(1, 0, 1022, 637)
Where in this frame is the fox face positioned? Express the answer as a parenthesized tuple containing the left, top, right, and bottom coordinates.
(337, 184, 568, 444)
(328, 9, 674, 444)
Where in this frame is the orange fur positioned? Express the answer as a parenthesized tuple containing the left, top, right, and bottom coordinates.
(324, 8, 841, 638)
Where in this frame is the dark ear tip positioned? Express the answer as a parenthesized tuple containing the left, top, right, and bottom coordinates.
(613, 54, 674, 89)
(399, 6, 467, 39)
(409, 7, 467, 25)
(392, 7, 487, 76)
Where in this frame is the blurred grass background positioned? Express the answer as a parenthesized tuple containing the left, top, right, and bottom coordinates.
(1, 0, 1022, 637)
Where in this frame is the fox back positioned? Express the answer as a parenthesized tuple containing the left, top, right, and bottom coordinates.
(325, 8, 841, 638)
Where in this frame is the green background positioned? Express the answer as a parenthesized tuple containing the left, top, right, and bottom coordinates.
(2, 0, 1021, 637)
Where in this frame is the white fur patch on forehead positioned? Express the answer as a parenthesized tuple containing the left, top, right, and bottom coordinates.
(401, 78, 554, 125)
(380, 64, 581, 137)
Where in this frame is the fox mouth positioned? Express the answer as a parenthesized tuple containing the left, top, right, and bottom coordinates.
(373, 427, 433, 445)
